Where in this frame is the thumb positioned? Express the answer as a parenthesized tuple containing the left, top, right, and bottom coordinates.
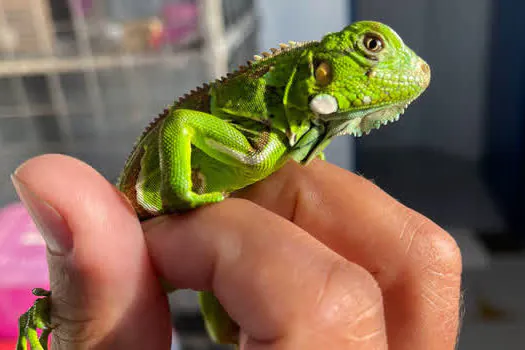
(12, 154, 171, 349)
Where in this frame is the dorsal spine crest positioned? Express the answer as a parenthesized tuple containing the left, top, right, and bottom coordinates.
(129, 39, 318, 160)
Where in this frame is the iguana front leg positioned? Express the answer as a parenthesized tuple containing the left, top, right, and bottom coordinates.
(17, 289, 52, 350)
(288, 125, 326, 163)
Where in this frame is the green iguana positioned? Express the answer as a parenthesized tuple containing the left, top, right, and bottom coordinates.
(17, 21, 430, 349)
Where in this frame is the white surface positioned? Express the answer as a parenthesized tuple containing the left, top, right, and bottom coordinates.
(255, 0, 349, 51)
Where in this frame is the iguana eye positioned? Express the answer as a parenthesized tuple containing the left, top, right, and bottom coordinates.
(363, 34, 384, 52)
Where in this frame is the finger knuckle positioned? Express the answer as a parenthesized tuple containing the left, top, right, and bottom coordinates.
(344, 261, 383, 299)
(315, 258, 383, 326)
(406, 213, 462, 275)
(50, 296, 100, 346)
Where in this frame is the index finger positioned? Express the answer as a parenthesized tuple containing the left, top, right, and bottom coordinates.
(236, 160, 462, 350)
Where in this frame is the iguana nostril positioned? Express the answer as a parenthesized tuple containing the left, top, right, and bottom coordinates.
(418, 59, 431, 88)
(420, 60, 430, 75)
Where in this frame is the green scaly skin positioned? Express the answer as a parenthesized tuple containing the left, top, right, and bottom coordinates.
(17, 21, 430, 349)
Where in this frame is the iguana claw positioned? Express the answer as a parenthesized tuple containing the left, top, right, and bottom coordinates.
(17, 289, 53, 350)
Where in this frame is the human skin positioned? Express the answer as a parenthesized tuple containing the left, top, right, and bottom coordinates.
(12, 154, 462, 349)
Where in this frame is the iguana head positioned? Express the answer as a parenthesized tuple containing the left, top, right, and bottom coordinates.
(308, 21, 431, 137)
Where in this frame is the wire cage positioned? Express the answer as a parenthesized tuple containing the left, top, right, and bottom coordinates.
(0, 2, 256, 346)
(0, 0, 258, 207)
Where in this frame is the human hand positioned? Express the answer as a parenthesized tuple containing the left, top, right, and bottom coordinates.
(12, 154, 462, 349)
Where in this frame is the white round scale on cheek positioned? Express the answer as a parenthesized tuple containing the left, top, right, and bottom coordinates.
(309, 94, 338, 115)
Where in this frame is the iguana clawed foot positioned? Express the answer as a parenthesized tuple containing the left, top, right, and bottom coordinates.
(17, 288, 53, 350)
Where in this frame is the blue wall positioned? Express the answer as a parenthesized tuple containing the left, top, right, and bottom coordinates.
(484, 0, 525, 234)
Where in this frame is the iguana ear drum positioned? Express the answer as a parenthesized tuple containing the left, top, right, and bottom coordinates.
(309, 94, 338, 115)
(314, 61, 332, 86)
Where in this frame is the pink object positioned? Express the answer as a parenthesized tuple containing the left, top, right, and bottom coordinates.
(0, 202, 49, 338)
(71, 0, 93, 16)
(0, 339, 16, 349)
(157, 2, 199, 46)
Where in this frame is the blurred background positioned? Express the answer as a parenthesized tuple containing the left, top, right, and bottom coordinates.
(0, 0, 523, 349)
